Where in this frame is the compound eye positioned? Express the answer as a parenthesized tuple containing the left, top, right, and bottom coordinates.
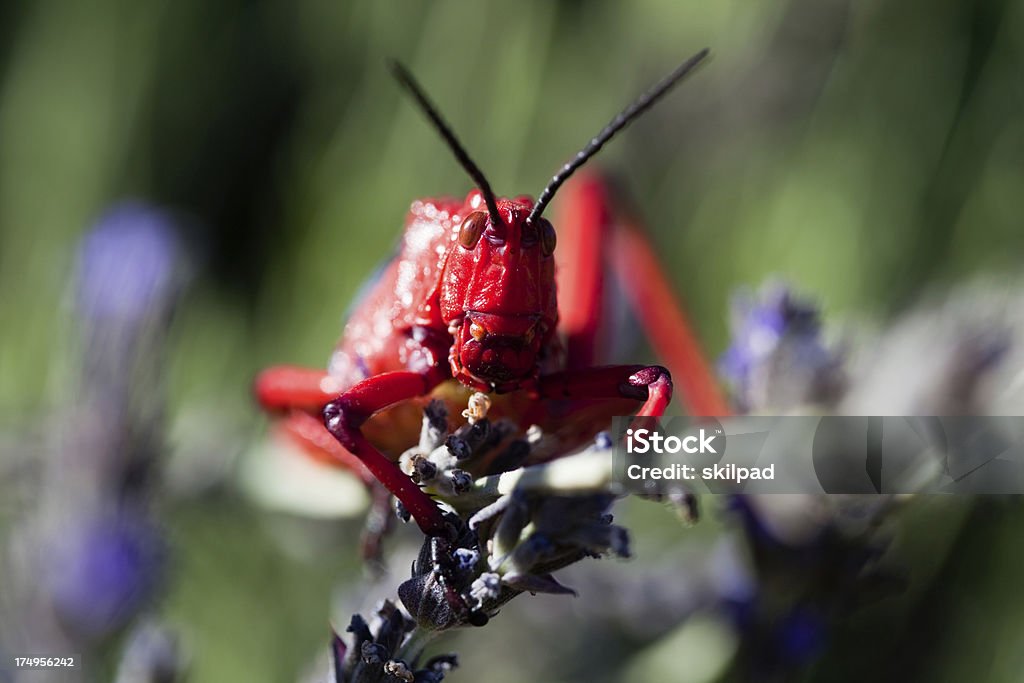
(459, 211, 487, 249)
(539, 219, 557, 256)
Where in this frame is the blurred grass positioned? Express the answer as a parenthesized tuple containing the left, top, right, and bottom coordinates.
(1, 0, 1023, 681)
(163, 497, 364, 682)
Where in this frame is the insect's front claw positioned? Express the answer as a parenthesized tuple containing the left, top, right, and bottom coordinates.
(322, 399, 356, 450)
(623, 365, 672, 400)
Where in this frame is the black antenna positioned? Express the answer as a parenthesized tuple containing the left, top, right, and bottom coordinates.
(388, 60, 503, 226)
(527, 48, 710, 225)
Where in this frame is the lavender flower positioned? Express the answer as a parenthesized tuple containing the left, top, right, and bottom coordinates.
(716, 282, 906, 679)
(5, 200, 189, 678)
(44, 513, 167, 640)
(722, 495, 906, 680)
(75, 202, 184, 327)
(720, 283, 844, 411)
(328, 398, 629, 681)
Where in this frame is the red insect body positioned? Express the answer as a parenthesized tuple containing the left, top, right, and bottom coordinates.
(331, 192, 558, 395)
(256, 52, 729, 539)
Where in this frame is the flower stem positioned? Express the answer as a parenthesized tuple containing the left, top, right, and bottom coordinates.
(396, 625, 439, 664)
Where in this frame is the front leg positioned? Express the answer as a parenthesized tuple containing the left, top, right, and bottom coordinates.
(538, 364, 673, 418)
(322, 371, 450, 537)
(553, 172, 731, 416)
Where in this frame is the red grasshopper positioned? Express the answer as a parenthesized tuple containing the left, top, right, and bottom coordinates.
(256, 48, 730, 539)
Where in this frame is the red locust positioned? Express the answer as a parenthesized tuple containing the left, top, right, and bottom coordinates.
(256, 48, 729, 539)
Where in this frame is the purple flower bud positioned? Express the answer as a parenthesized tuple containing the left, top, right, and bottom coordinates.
(452, 547, 479, 571)
(720, 283, 843, 411)
(469, 573, 501, 603)
(76, 202, 183, 326)
(446, 469, 472, 495)
(45, 513, 166, 639)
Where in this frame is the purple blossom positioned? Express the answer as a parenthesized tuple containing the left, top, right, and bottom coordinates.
(75, 202, 184, 326)
(45, 512, 166, 639)
(720, 283, 844, 411)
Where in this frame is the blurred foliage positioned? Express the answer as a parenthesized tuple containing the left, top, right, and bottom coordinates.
(1, 0, 1023, 681)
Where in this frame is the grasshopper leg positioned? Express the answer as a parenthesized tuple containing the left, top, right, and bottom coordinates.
(538, 364, 673, 418)
(554, 172, 731, 416)
(322, 371, 450, 537)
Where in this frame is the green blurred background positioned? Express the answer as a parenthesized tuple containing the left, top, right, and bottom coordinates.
(1, 0, 1023, 681)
